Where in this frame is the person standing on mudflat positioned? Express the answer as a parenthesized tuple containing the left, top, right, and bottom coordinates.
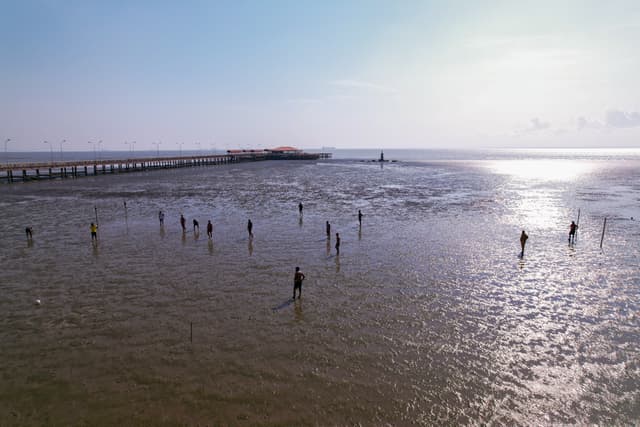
(569, 221, 578, 244)
(207, 220, 213, 239)
(247, 219, 253, 237)
(90, 222, 98, 241)
(335, 232, 341, 255)
(293, 266, 305, 299)
(520, 230, 528, 257)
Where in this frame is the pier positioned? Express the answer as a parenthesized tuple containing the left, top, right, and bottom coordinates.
(0, 150, 331, 184)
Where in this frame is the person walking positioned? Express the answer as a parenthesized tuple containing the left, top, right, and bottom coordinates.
(326, 221, 331, 238)
(25, 226, 33, 240)
(358, 209, 363, 227)
(193, 219, 199, 232)
(293, 266, 305, 299)
(247, 219, 253, 237)
(207, 220, 213, 239)
(158, 210, 165, 226)
(520, 230, 528, 257)
(298, 202, 303, 215)
(180, 214, 186, 232)
(335, 232, 341, 255)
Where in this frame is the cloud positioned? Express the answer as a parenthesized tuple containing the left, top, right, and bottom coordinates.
(329, 79, 397, 94)
(605, 109, 640, 128)
(524, 117, 550, 133)
(577, 116, 602, 130)
(512, 117, 551, 137)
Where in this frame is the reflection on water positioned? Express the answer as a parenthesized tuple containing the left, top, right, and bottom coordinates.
(486, 159, 596, 181)
(515, 188, 566, 229)
(0, 155, 639, 425)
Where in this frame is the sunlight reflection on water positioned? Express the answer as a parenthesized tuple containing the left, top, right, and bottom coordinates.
(485, 159, 597, 181)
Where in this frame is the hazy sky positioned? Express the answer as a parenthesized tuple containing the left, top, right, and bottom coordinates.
(1, 0, 639, 151)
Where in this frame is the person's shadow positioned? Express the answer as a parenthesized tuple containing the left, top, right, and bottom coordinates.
(294, 299, 303, 321)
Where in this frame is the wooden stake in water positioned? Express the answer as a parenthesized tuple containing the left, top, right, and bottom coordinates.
(94, 205, 99, 225)
(576, 208, 581, 226)
(600, 217, 607, 248)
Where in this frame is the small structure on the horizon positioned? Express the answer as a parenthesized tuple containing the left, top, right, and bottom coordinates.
(225, 146, 329, 160)
(269, 146, 303, 155)
(379, 150, 384, 162)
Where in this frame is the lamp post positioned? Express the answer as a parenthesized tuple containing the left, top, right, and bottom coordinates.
(196, 141, 201, 155)
(60, 139, 67, 161)
(4, 138, 11, 166)
(152, 141, 161, 156)
(177, 142, 183, 157)
(43, 140, 53, 163)
(97, 140, 103, 160)
(88, 140, 97, 162)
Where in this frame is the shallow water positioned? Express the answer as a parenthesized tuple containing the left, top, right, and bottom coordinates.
(1, 153, 639, 425)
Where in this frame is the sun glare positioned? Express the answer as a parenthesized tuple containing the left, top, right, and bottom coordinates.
(485, 160, 595, 181)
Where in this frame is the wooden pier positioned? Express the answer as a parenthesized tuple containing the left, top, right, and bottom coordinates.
(0, 151, 331, 184)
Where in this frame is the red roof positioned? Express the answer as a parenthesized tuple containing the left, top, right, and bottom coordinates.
(271, 146, 300, 152)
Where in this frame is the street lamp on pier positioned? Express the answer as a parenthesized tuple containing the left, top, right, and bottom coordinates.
(60, 139, 67, 161)
(43, 140, 53, 163)
(4, 138, 11, 166)
(125, 140, 136, 156)
(152, 141, 162, 156)
(88, 140, 97, 162)
(177, 142, 183, 157)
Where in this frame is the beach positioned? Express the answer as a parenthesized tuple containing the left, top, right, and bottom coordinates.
(1, 149, 639, 425)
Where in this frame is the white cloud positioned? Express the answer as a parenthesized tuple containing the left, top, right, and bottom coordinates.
(605, 109, 640, 128)
(523, 117, 550, 133)
(577, 116, 602, 130)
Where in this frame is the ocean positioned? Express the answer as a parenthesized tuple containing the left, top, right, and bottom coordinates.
(1, 148, 639, 425)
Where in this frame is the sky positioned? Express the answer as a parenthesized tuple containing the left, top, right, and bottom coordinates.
(1, 0, 639, 151)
